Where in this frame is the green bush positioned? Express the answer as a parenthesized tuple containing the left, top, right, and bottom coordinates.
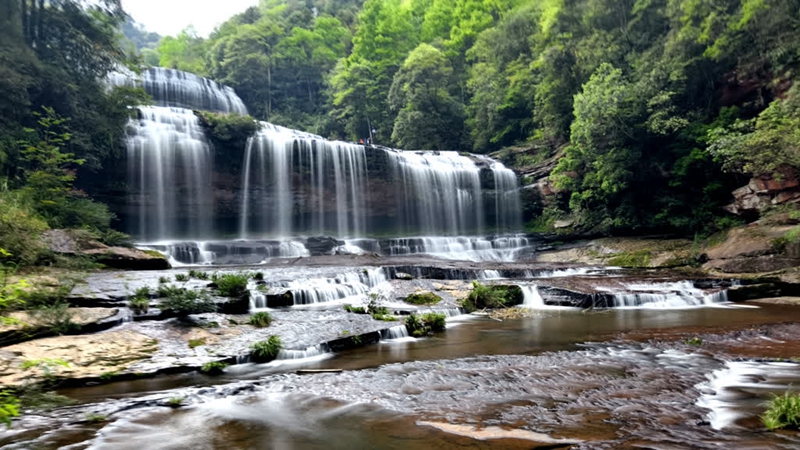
(344, 305, 367, 314)
(134, 286, 151, 298)
(250, 335, 282, 362)
(252, 271, 264, 281)
(0, 390, 19, 428)
(404, 292, 442, 305)
(216, 273, 249, 299)
(200, 361, 228, 375)
(763, 391, 800, 430)
(129, 296, 149, 314)
(174, 273, 189, 282)
(158, 276, 169, 284)
(159, 288, 216, 316)
(405, 312, 447, 337)
(188, 269, 209, 280)
(248, 311, 273, 328)
(29, 301, 79, 335)
(462, 281, 514, 311)
(0, 191, 48, 266)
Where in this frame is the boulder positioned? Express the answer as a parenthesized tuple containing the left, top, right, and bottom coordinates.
(305, 236, 344, 256)
(83, 247, 170, 270)
(42, 229, 170, 270)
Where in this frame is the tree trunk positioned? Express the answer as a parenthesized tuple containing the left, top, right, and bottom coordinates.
(21, 0, 28, 44)
(37, 0, 44, 44)
(29, 0, 36, 44)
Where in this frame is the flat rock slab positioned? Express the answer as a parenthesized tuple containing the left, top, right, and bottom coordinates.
(747, 297, 800, 305)
(0, 330, 158, 386)
(0, 308, 119, 333)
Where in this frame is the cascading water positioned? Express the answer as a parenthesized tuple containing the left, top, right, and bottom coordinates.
(240, 123, 367, 239)
(384, 150, 484, 236)
(125, 106, 214, 241)
(606, 281, 729, 308)
(116, 67, 531, 262)
(281, 268, 388, 307)
(110, 67, 247, 114)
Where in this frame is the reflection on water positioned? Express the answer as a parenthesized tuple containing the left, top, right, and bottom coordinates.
(12, 305, 800, 450)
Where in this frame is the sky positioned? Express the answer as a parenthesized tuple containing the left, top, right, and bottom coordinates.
(122, 0, 259, 37)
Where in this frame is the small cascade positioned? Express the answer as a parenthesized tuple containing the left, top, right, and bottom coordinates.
(478, 270, 502, 280)
(125, 107, 214, 241)
(110, 67, 248, 114)
(380, 325, 412, 341)
(139, 240, 308, 265)
(486, 159, 523, 232)
(521, 285, 546, 308)
(611, 281, 728, 308)
(240, 123, 367, 239)
(288, 268, 388, 305)
(383, 235, 530, 262)
(275, 344, 331, 361)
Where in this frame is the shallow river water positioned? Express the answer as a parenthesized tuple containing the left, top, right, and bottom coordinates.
(6, 304, 800, 449)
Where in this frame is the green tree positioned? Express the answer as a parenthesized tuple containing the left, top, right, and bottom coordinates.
(389, 44, 466, 149)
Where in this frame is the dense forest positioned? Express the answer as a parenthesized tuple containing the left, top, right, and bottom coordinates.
(1, 0, 799, 266)
(130, 0, 800, 235)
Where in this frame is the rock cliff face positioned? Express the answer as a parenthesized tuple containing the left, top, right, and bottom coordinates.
(726, 170, 800, 216)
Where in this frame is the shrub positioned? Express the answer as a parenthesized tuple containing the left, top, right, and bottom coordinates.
(200, 361, 228, 375)
(158, 276, 169, 284)
(0, 390, 19, 428)
(344, 305, 367, 314)
(405, 312, 446, 337)
(156, 284, 182, 298)
(404, 292, 442, 305)
(463, 281, 509, 312)
(216, 273, 249, 299)
(134, 286, 151, 298)
(129, 296, 149, 314)
(159, 288, 216, 316)
(188, 269, 209, 280)
(167, 397, 183, 408)
(0, 191, 48, 266)
(85, 413, 107, 423)
(250, 336, 282, 362)
(685, 337, 702, 346)
(763, 391, 800, 430)
(248, 311, 272, 328)
(174, 274, 189, 282)
(29, 301, 79, 334)
(421, 312, 446, 332)
(252, 271, 264, 281)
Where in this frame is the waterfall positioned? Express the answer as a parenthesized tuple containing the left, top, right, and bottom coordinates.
(287, 268, 388, 306)
(126, 106, 214, 241)
(110, 67, 247, 114)
(520, 285, 546, 308)
(381, 325, 412, 341)
(480, 157, 523, 232)
(610, 282, 729, 308)
(384, 150, 484, 236)
(239, 123, 367, 239)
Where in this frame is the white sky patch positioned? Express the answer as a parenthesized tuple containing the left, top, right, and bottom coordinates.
(122, 0, 259, 37)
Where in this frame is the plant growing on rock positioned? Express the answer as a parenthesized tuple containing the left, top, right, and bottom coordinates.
(462, 281, 508, 312)
(216, 273, 249, 299)
(251, 271, 264, 281)
(188, 269, 209, 280)
(0, 390, 19, 428)
(188, 338, 206, 348)
(158, 276, 169, 284)
(404, 292, 442, 305)
(129, 296, 149, 314)
(405, 312, 446, 337)
(200, 361, 228, 375)
(248, 311, 273, 328)
(250, 336, 282, 362)
(30, 301, 79, 335)
(160, 288, 216, 316)
(763, 391, 800, 430)
(174, 274, 190, 282)
(167, 397, 183, 408)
